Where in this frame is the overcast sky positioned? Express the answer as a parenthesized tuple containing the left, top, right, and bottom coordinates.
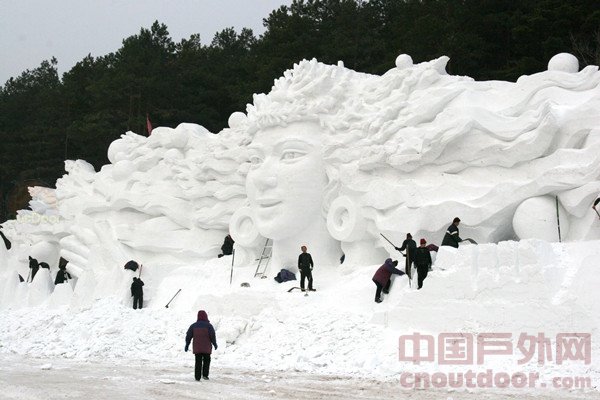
(0, 0, 293, 84)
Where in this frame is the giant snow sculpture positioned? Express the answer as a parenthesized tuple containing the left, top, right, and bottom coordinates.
(1, 53, 599, 307)
(229, 54, 600, 268)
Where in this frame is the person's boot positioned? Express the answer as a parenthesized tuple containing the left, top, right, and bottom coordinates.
(375, 298, 383, 303)
(202, 376, 209, 380)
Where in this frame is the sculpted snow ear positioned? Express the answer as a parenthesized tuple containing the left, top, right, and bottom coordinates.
(326, 196, 366, 242)
(229, 206, 263, 247)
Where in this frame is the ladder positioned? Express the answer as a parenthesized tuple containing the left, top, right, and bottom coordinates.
(254, 238, 272, 278)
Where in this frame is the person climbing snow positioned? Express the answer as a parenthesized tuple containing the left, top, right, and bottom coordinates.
(414, 238, 433, 289)
(298, 245, 315, 292)
(441, 217, 463, 248)
(372, 258, 405, 303)
(130, 277, 144, 309)
(185, 310, 218, 381)
(395, 233, 416, 278)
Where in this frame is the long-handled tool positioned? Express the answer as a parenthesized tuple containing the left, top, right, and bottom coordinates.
(165, 289, 181, 308)
(380, 233, 396, 247)
(229, 249, 235, 285)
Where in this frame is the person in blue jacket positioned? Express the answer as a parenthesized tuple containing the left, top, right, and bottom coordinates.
(185, 310, 218, 381)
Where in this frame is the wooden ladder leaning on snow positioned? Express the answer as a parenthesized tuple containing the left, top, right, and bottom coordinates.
(254, 238, 273, 278)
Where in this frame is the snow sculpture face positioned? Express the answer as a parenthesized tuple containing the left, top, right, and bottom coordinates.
(246, 121, 328, 240)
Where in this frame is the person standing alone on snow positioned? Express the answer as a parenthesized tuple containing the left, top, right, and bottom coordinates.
(441, 217, 463, 248)
(185, 310, 218, 381)
(372, 258, 405, 303)
(130, 277, 144, 309)
(414, 239, 433, 289)
(298, 245, 315, 291)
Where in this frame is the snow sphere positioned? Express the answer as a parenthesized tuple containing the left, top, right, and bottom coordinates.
(395, 54, 413, 69)
(228, 112, 247, 129)
(547, 53, 579, 73)
(107, 140, 130, 164)
(513, 196, 569, 241)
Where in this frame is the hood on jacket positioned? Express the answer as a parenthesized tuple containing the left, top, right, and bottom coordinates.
(197, 310, 209, 322)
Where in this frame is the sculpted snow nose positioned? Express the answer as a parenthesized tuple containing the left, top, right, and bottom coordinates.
(254, 175, 277, 191)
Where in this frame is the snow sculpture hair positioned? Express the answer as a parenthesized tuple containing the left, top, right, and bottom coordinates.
(233, 55, 600, 265)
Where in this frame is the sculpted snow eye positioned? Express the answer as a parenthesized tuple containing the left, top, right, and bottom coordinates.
(281, 151, 304, 161)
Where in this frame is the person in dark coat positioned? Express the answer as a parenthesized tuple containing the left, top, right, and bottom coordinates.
(28, 256, 39, 282)
(414, 239, 433, 289)
(372, 258, 405, 303)
(124, 260, 139, 271)
(441, 217, 463, 248)
(130, 277, 144, 309)
(395, 233, 416, 279)
(298, 245, 315, 291)
(54, 263, 72, 285)
(593, 197, 600, 218)
(185, 310, 218, 381)
(218, 234, 235, 258)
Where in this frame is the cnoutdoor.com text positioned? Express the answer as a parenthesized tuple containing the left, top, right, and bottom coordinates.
(400, 370, 591, 389)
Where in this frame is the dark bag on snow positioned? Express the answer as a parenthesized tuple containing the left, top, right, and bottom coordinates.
(274, 269, 296, 283)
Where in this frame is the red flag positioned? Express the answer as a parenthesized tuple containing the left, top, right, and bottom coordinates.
(146, 114, 153, 136)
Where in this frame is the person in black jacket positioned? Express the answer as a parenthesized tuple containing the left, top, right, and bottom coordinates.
(414, 239, 433, 289)
(218, 234, 235, 258)
(28, 256, 39, 282)
(395, 233, 416, 278)
(298, 245, 315, 291)
(54, 262, 72, 285)
(441, 217, 462, 248)
(593, 197, 600, 219)
(131, 277, 144, 309)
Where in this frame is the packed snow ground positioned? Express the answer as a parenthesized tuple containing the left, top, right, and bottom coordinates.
(1, 240, 599, 398)
(0, 354, 593, 400)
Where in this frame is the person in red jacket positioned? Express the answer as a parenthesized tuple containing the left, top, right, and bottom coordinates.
(372, 258, 405, 303)
(185, 310, 218, 381)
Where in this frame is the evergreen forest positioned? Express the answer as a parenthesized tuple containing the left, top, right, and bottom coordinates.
(1, 0, 599, 220)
